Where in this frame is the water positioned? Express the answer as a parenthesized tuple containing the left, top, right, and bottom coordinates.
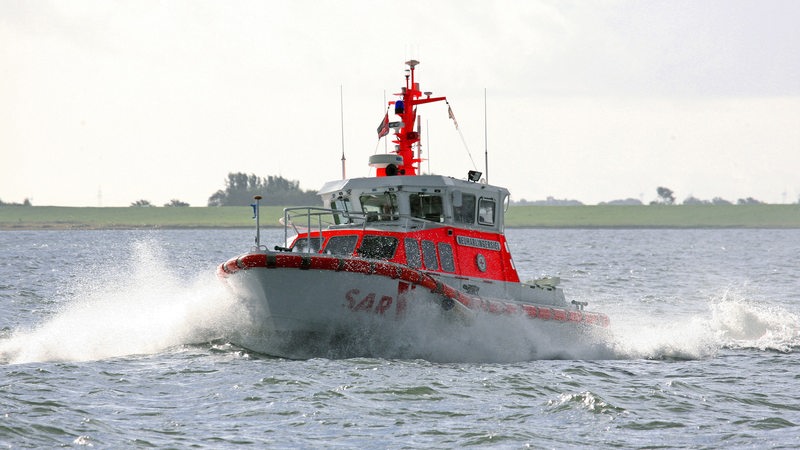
(1, 228, 799, 448)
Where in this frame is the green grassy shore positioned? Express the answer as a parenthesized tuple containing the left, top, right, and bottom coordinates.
(1, 204, 799, 230)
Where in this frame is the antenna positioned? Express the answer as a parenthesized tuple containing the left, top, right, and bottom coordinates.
(340, 85, 346, 180)
(426, 119, 430, 174)
(383, 90, 388, 153)
(416, 115, 422, 174)
(484, 88, 488, 184)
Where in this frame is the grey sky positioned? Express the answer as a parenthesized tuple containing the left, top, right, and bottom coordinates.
(2, 0, 799, 206)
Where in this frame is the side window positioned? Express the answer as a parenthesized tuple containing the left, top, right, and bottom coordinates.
(438, 243, 455, 272)
(324, 235, 358, 255)
(292, 237, 322, 253)
(330, 198, 352, 225)
(410, 193, 444, 222)
(453, 193, 476, 224)
(478, 198, 496, 226)
(421, 240, 439, 270)
(358, 235, 398, 260)
(404, 238, 422, 268)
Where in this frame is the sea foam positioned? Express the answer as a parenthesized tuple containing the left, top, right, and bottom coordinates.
(0, 240, 249, 364)
(601, 286, 800, 360)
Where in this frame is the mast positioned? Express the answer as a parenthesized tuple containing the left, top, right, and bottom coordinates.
(382, 60, 447, 176)
(340, 85, 346, 180)
(484, 87, 488, 184)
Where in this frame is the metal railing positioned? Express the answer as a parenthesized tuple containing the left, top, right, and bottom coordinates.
(280, 207, 443, 254)
(282, 207, 340, 252)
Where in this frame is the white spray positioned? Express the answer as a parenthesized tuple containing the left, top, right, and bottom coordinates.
(0, 240, 252, 364)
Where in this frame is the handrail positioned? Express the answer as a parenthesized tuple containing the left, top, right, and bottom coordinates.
(281, 207, 446, 253)
(282, 207, 336, 253)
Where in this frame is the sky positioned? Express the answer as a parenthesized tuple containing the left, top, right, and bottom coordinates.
(2, 0, 799, 206)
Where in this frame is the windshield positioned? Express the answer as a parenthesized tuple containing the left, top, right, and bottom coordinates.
(410, 193, 443, 222)
(360, 193, 397, 221)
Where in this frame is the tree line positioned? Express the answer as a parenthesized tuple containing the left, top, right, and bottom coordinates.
(0, 198, 32, 206)
(650, 186, 765, 206)
(128, 173, 319, 207)
(207, 173, 319, 206)
(512, 187, 777, 206)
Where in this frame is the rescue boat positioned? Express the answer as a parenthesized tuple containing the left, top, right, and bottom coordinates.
(217, 60, 609, 360)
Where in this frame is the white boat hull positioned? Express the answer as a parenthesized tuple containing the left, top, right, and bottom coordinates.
(218, 252, 610, 361)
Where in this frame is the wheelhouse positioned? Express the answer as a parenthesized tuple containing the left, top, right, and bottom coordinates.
(318, 174, 508, 232)
(283, 174, 519, 285)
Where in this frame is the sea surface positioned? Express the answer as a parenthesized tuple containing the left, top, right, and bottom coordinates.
(1, 228, 799, 448)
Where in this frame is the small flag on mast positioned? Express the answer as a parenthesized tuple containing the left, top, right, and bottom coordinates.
(377, 112, 390, 139)
(447, 105, 459, 130)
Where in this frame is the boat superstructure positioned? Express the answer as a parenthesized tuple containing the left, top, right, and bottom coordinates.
(217, 61, 609, 360)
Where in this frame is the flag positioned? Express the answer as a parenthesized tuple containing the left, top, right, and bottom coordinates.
(447, 105, 459, 130)
(376, 112, 390, 139)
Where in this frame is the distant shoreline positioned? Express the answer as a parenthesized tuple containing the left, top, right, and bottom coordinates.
(1, 204, 799, 230)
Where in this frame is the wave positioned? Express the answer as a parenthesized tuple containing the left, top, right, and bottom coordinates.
(709, 290, 800, 353)
(602, 287, 800, 360)
(0, 240, 250, 365)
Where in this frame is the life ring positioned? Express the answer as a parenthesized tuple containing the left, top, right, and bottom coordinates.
(475, 253, 487, 272)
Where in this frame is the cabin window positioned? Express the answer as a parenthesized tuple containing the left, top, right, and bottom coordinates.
(438, 242, 455, 272)
(358, 235, 398, 260)
(292, 237, 322, 253)
(410, 193, 444, 222)
(478, 197, 496, 226)
(360, 193, 397, 221)
(453, 192, 476, 224)
(404, 238, 422, 268)
(421, 240, 439, 270)
(324, 235, 358, 255)
(330, 198, 352, 225)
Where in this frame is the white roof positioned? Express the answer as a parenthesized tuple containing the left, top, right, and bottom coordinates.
(318, 174, 509, 198)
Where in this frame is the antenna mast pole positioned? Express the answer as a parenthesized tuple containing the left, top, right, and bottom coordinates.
(340, 85, 346, 180)
(383, 90, 388, 153)
(484, 88, 488, 184)
(426, 119, 430, 174)
(416, 115, 422, 174)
